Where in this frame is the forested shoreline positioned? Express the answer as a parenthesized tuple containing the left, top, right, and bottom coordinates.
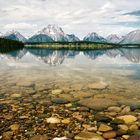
(0, 38, 24, 53)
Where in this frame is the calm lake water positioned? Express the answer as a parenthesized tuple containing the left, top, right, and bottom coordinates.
(1, 47, 140, 139)
(0, 47, 140, 106)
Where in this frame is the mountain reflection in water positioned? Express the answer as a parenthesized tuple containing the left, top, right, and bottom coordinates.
(0, 47, 140, 65)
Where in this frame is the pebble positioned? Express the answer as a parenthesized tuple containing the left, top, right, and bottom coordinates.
(95, 115, 112, 122)
(121, 106, 131, 114)
(46, 117, 61, 124)
(2, 131, 13, 140)
(75, 131, 105, 140)
(10, 124, 20, 131)
(52, 98, 69, 104)
(87, 126, 98, 132)
(30, 135, 48, 140)
(61, 118, 70, 124)
(122, 135, 130, 139)
(52, 89, 63, 95)
(134, 130, 140, 137)
(11, 93, 21, 98)
(53, 137, 71, 140)
(102, 131, 117, 139)
(129, 124, 139, 131)
(78, 98, 117, 110)
(117, 115, 137, 124)
(65, 103, 72, 107)
(88, 82, 108, 90)
(128, 135, 140, 140)
(108, 106, 122, 113)
(98, 123, 113, 132)
(118, 125, 129, 132)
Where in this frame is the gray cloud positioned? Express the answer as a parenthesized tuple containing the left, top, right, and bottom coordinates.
(0, 0, 140, 38)
(123, 10, 140, 16)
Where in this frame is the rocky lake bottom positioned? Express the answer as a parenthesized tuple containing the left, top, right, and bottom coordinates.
(0, 48, 140, 140)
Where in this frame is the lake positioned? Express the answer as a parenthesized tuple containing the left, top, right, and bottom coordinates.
(1, 47, 140, 139)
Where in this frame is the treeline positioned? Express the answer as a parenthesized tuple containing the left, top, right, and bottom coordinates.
(0, 38, 24, 53)
(26, 41, 119, 45)
(26, 41, 121, 50)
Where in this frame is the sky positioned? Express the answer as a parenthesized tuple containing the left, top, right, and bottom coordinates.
(0, 0, 140, 38)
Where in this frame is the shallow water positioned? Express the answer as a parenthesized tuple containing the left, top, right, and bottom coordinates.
(0, 47, 140, 98)
(1, 47, 140, 139)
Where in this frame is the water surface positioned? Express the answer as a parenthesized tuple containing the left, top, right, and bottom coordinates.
(0, 47, 140, 102)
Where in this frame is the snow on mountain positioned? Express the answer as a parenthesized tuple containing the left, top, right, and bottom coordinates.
(3, 30, 27, 42)
(66, 34, 80, 42)
(36, 24, 68, 42)
(83, 32, 107, 43)
(27, 34, 54, 43)
(106, 34, 120, 43)
(120, 30, 140, 44)
(28, 49, 79, 65)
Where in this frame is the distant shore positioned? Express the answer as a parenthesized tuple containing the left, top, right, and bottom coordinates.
(25, 42, 122, 50)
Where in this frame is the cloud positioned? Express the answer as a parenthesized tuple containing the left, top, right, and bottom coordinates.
(123, 10, 140, 16)
(0, 0, 140, 38)
(4, 23, 37, 30)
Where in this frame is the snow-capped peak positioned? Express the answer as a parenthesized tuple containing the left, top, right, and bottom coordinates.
(3, 30, 27, 42)
(38, 24, 64, 35)
(36, 24, 68, 41)
(87, 32, 99, 38)
(120, 29, 140, 44)
(4, 30, 20, 36)
(83, 32, 107, 43)
(106, 34, 120, 43)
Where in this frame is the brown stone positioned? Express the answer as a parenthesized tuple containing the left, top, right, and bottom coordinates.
(102, 131, 117, 139)
(2, 131, 13, 140)
(30, 135, 48, 140)
(128, 135, 140, 140)
(74, 131, 105, 140)
(98, 123, 113, 132)
(10, 124, 20, 131)
(78, 98, 117, 110)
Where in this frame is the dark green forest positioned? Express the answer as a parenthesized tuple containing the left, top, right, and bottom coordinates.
(0, 38, 24, 53)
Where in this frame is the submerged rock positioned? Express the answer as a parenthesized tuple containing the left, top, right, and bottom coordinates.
(72, 91, 94, 99)
(128, 135, 140, 140)
(129, 124, 139, 131)
(16, 81, 35, 87)
(102, 131, 117, 139)
(30, 135, 48, 140)
(11, 93, 22, 98)
(121, 106, 131, 114)
(78, 98, 117, 110)
(118, 124, 129, 132)
(108, 106, 121, 113)
(52, 98, 69, 104)
(58, 94, 74, 102)
(46, 117, 61, 124)
(98, 123, 113, 132)
(118, 99, 140, 109)
(53, 137, 71, 140)
(88, 81, 108, 90)
(61, 118, 70, 124)
(95, 114, 112, 122)
(74, 131, 105, 140)
(10, 123, 20, 131)
(2, 131, 13, 140)
(52, 89, 63, 95)
(117, 115, 137, 124)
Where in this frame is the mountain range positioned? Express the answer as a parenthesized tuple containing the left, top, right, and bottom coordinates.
(0, 24, 140, 44)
